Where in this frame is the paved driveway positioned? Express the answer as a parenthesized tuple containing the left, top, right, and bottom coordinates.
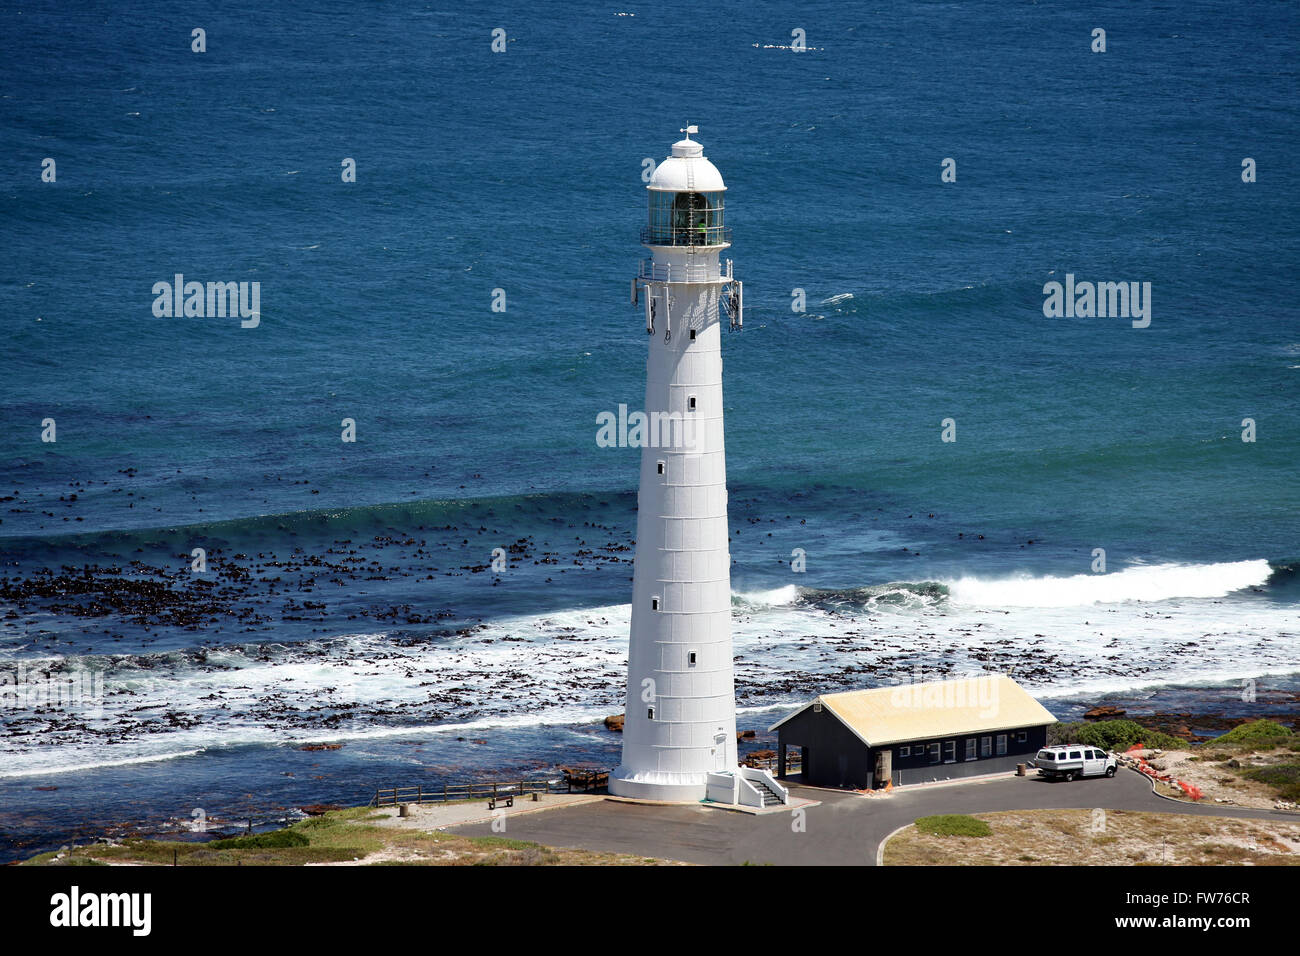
(447, 770, 1296, 865)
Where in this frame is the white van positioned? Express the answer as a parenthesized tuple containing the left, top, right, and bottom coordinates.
(1033, 745, 1117, 781)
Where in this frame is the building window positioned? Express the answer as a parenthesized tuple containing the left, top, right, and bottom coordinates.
(651, 596, 660, 611)
(965, 738, 977, 761)
(943, 741, 956, 764)
(689, 328, 696, 340)
(687, 394, 697, 412)
(656, 460, 665, 477)
(688, 650, 697, 666)
(980, 736, 991, 758)
(928, 743, 940, 764)
(647, 707, 654, 720)
(1017, 731, 1027, 743)
(899, 746, 910, 758)
(996, 734, 1008, 756)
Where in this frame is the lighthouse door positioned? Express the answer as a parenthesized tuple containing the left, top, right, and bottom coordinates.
(713, 734, 727, 771)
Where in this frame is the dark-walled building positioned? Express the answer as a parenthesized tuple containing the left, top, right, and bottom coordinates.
(769, 675, 1055, 790)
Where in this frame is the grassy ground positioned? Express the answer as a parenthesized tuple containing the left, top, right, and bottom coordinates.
(1143, 731, 1300, 809)
(882, 809, 1300, 866)
(23, 806, 679, 867)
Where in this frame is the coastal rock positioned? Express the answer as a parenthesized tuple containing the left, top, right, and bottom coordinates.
(559, 766, 609, 788)
(299, 743, 342, 751)
(737, 729, 756, 740)
(604, 714, 624, 732)
(1083, 705, 1126, 720)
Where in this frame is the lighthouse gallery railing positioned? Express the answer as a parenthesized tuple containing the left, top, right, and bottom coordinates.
(637, 258, 734, 284)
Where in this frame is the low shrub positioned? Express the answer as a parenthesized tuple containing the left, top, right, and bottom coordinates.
(1049, 720, 1184, 751)
(1213, 720, 1294, 747)
(208, 829, 310, 850)
(1240, 764, 1300, 802)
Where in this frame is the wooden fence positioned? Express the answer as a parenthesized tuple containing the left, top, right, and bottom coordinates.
(369, 755, 798, 808)
(370, 770, 609, 808)
(743, 751, 801, 774)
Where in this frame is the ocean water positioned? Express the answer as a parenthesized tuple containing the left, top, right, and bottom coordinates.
(1, 0, 1298, 858)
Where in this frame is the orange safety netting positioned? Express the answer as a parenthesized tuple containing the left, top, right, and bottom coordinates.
(1125, 746, 1202, 800)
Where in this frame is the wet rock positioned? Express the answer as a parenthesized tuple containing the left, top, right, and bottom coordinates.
(1083, 705, 1126, 720)
(741, 749, 777, 767)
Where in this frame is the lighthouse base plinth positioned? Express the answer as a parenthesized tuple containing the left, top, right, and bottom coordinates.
(607, 767, 709, 803)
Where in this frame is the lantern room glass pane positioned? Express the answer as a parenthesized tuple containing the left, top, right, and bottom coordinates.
(645, 190, 728, 246)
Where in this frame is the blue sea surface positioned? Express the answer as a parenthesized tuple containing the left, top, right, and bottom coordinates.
(0, 0, 1297, 859)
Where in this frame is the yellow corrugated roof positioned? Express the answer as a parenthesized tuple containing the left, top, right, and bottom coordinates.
(768, 675, 1056, 746)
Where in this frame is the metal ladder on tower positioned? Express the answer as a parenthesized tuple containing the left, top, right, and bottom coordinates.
(685, 155, 697, 264)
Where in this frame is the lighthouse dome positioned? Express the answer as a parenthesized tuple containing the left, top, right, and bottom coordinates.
(641, 128, 730, 248)
(647, 134, 726, 193)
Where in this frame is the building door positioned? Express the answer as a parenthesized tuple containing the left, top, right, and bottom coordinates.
(713, 734, 727, 771)
(875, 749, 892, 789)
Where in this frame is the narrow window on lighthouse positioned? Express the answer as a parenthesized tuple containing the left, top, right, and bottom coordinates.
(647, 707, 655, 720)
(651, 596, 660, 611)
(687, 394, 697, 412)
(689, 328, 696, 341)
(688, 650, 697, 666)
(656, 460, 666, 477)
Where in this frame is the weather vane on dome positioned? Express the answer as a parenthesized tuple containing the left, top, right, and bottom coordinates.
(680, 124, 698, 137)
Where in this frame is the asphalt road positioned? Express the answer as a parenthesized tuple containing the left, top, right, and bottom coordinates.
(447, 770, 1297, 865)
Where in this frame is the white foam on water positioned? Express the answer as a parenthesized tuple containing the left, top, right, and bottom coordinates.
(0, 749, 206, 779)
(944, 560, 1272, 608)
(733, 584, 801, 608)
(2, 569, 1296, 777)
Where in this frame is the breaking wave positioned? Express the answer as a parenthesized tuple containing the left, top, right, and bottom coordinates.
(943, 560, 1273, 608)
(792, 560, 1276, 613)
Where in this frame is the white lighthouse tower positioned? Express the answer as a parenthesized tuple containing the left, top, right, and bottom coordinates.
(609, 127, 747, 802)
